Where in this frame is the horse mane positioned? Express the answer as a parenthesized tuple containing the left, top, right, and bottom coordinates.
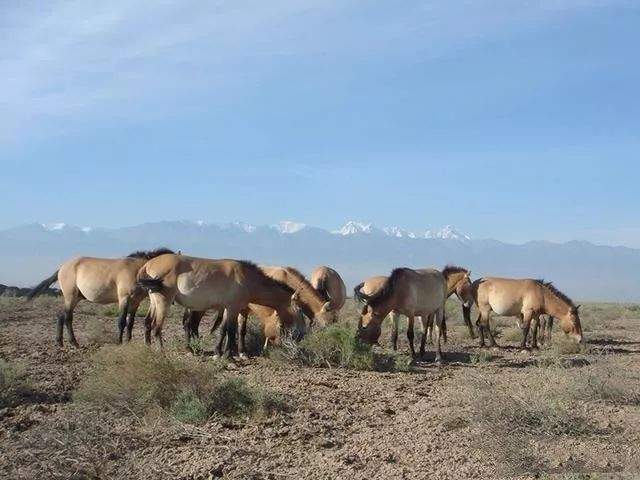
(442, 265, 469, 279)
(127, 247, 175, 260)
(238, 261, 295, 294)
(359, 267, 413, 308)
(280, 266, 319, 297)
(536, 280, 575, 307)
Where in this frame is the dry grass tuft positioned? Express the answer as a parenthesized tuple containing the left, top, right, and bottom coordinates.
(75, 344, 286, 423)
(270, 324, 374, 370)
(0, 359, 32, 408)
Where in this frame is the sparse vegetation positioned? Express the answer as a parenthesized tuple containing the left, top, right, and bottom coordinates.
(0, 359, 32, 408)
(271, 324, 374, 370)
(75, 344, 286, 423)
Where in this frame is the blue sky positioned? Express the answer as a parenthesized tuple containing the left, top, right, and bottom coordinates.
(1, 0, 639, 246)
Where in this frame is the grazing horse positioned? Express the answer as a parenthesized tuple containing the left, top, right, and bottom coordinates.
(355, 268, 447, 363)
(137, 255, 302, 357)
(468, 278, 584, 349)
(355, 266, 475, 351)
(26, 248, 174, 346)
(310, 266, 347, 321)
(184, 265, 330, 356)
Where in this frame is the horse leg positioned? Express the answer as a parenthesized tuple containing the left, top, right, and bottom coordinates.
(530, 314, 540, 350)
(125, 296, 142, 342)
(116, 297, 130, 344)
(149, 292, 171, 350)
(520, 310, 533, 351)
(442, 312, 448, 344)
(61, 293, 80, 348)
(390, 311, 399, 351)
(484, 312, 498, 348)
(237, 310, 249, 359)
(434, 308, 445, 364)
(463, 305, 476, 339)
(546, 316, 554, 344)
(223, 308, 239, 358)
(425, 314, 433, 345)
(144, 300, 155, 346)
(406, 315, 416, 358)
(214, 317, 228, 359)
(419, 315, 429, 357)
(476, 314, 486, 348)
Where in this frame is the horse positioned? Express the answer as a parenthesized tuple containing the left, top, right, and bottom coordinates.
(310, 266, 347, 321)
(354, 267, 447, 363)
(136, 255, 302, 357)
(467, 277, 584, 349)
(26, 248, 174, 346)
(354, 265, 474, 351)
(183, 265, 332, 357)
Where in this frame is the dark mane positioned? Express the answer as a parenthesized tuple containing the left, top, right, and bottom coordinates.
(356, 267, 413, 308)
(127, 247, 175, 260)
(238, 261, 295, 294)
(442, 265, 469, 279)
(537, 280, 575, 307)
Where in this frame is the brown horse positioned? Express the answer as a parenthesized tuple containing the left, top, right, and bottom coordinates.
(310, 266, 347, 320)
(355, 267, 447, 363)
(137, 255, 301, 357)
(468, 277, 584, 349)
(26, 248, 173, 347)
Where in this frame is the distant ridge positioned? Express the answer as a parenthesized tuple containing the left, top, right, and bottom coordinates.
(1, 220, 638, 301)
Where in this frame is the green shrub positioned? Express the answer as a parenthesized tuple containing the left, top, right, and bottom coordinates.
(74, 344, 284, 423)
(0, 359, 31, 408)
(271, 325, 374, 370)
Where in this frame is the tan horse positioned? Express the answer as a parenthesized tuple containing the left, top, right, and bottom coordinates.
(310, 266, 347, 320)
(137, 255, 302, 357)
(355, 268, 447, 363)
(468, 278, 584, 349)
(184, 265, 327, 356)
(184, 301, 306, 356)
(261, 266, 338, 326)
(26, 248, 174, 346)
(354, 266, 474, 351)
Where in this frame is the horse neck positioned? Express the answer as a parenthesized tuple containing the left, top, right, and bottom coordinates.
(543, 289, 570, 318)
(445, 272, 465, 296)
(246, 276, 293, 311)
(295, 285, 325, 315)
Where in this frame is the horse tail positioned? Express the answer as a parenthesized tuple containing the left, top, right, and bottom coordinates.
(137, 271, 164, 292)
(26, 270, 59, 301)
(353, 282, 369, 304)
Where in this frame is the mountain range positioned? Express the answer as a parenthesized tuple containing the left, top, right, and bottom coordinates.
(1, 220, 638, 301)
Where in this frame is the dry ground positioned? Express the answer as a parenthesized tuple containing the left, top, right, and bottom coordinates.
(1, 296, 639, 480)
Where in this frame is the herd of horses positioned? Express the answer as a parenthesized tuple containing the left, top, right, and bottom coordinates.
(27, 248, 585, 363)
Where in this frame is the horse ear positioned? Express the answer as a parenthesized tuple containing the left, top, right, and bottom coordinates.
(291, 290, 300, 302)
(575, 304, 582, 311)
(321, 301, 331, 313)
(466, 271, 471, 278)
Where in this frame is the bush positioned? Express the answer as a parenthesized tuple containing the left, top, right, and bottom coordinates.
(74, 344, 285, 423)
(0, 359, 31, 408)
(271, 325, 374, 370)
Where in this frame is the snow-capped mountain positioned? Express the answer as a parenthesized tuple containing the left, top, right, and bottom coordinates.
(425, 225, 471, 241)
(333, 221, 378, 235)
(1, 219, 639, 301)
(275, 221, 306, 234)
(334, 221, 469, 241)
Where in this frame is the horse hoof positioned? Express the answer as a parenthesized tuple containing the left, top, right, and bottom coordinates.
(238, 353, 248, 360)
(520, 349, 529, 354)
(212, 354, 221, 360)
